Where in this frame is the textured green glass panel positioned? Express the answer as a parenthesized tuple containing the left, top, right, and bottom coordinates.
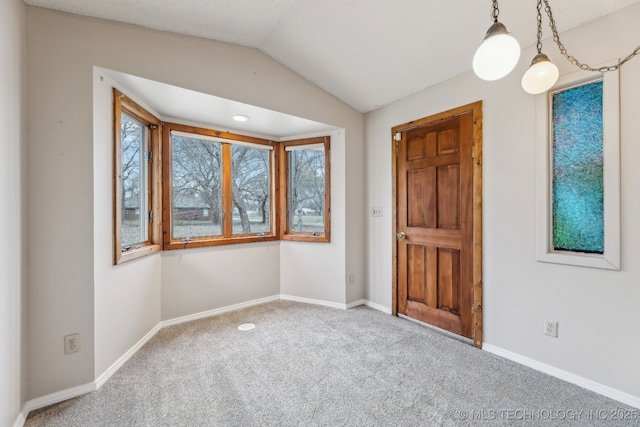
(552, 80, 604, 254)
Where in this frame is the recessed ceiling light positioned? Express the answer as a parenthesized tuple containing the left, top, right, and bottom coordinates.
(232, 114, 250, 122)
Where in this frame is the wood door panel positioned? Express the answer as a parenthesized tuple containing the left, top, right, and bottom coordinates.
(407, 134, 427, 160)
(404, 153, 460, 170)
(438, 248, 460, 314)
(396, 105, 480, 343)
(437, 128, 460, 155)
(407, 244, 427, 303)
(406, 300, 462, 335)
(426, 246, 438, 307)
(406, 245, 461, 315)
(407, 227, 461, 250)
(407, 168, 437, 229)
(437, 164, 460, 229)
(397, 243, 408, 313)
(407, 169, 427, 227)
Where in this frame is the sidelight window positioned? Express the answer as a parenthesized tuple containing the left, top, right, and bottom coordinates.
(113, 89, 162, 264)
(280, 137, 330, 242)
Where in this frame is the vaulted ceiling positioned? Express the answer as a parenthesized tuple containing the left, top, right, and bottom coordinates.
(24, 0, 640, 113)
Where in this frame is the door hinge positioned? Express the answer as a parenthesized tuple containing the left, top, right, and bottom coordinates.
(394, 132, 402, 141)
(148, 210, 153, 222)
(147, 150, 153, 162)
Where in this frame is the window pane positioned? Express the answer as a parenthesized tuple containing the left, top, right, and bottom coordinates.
(289, 148, 325, 234)
(171, 133, 222, 239)
(231, 145, 271, 234)
(552, 80, 604, 254)
(120, 112, 148, 248)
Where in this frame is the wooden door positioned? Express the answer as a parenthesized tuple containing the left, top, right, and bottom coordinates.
(394, 102, 482, 345)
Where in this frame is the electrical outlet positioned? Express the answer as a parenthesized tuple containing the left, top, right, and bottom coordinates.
(544, 320, 558, 338)
(371, 207, 383, 217)
(64, 333, 81, 354)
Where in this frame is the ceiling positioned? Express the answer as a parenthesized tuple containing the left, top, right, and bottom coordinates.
(102, 68, 337, 139)
(27, 0, 640, 113)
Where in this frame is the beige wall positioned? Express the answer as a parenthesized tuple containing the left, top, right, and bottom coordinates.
(365, 3, 640, 401)
(279, 130, 348, 304)
(26, 6, 364, 399)
(0, 0, 27, 424)
(28, 0, 639, 409)
(161, 242, 280, 321)
(93, 69, 163, 377)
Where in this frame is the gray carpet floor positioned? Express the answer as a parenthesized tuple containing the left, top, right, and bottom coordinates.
(25, 301, 639, 426)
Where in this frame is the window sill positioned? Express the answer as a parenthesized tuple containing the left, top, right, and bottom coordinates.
(280, 234, 330, 243)
(115, 243, 161, 265)
(163, 235, 279, 251)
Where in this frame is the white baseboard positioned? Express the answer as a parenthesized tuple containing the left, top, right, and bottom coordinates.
(161, 295, 280, 328)
(43, 295, 640, 427)
(21, 295, 283, 420)
(345, 299, 392, 314)
(25, 322, 164, 417)
(281, 296, 393, 315)
(13, 410, 27, 427)
(10, 295, 391, 427)
(23, 381, 97, 414)
(95, 323, 162, 389)
(483, 343, 640, 409)
(280, 294, 348, 310)
(346, 299, 366, 309)
(362, 300, 392, 314)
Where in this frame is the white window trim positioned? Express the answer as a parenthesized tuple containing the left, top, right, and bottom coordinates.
(535, 65, 620, 270)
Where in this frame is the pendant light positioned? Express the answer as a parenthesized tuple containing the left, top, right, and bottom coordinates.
(521, 53, 559, 94)
(521, 0, 558, 94)
(472, 0, 640, 94)
(473, 1, 520, 81)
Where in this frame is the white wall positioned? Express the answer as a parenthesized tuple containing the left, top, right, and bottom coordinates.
(93, 70, 163, 377)
(280, 130, 347, 304)
(345, 126, 366, 306)
(27, 8, 96, 398)
(26, 6, 364, 399)
(365, 3, 640, 400)
(162, 243, 280, 320)
(0, 0, 27, 423)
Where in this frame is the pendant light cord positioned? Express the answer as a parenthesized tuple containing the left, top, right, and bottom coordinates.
(491, 0, 499, 23)
(535, 0, 543, 54)
(542, 0, 640, 73)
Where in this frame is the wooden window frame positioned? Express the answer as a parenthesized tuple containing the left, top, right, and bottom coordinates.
(113, 89, 332, 252)
(113, 89, 162, 265)
(535, 66, 620, 270)
(162, 122, 279, 250)
(279, 136, 331, 243)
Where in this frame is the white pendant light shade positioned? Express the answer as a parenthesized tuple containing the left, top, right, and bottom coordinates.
(473, 22, 521, 81)
(521, 53, 559, 94)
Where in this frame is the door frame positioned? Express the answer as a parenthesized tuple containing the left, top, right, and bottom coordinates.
(392, 101, 483, 348)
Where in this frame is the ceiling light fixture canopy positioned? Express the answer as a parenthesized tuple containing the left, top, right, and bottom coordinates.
(474, 0, 640, 94)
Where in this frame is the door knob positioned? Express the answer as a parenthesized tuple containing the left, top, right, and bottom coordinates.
(396, 231, 407, 240)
